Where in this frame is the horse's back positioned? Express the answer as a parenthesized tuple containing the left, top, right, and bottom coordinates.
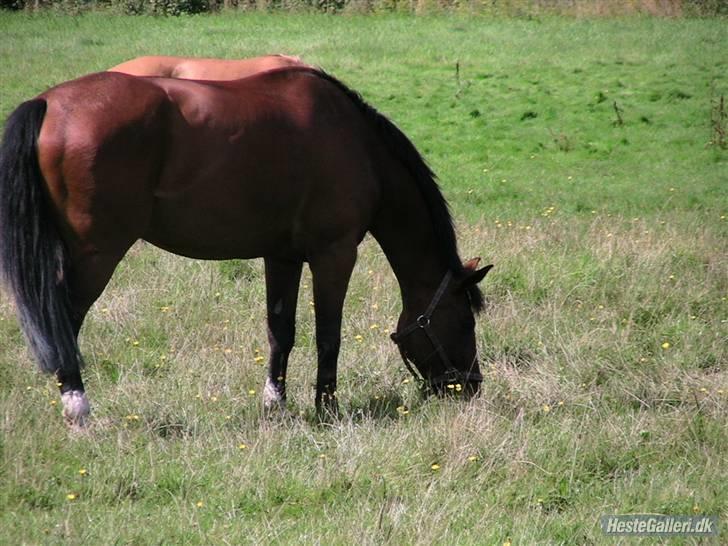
(109, 54, 306, 81)
(174, 55, 305, 80)
(108, 55, 181, 77)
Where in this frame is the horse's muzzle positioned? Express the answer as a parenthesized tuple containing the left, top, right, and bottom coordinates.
(427, 374, 482, 398)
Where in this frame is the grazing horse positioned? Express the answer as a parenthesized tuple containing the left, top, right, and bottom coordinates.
(108, 54, 306, 80)
(0, 67, 491, 426)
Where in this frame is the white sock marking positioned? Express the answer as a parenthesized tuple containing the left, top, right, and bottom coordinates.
(263, 377, 285, 410)
(61, 390, 91, 427)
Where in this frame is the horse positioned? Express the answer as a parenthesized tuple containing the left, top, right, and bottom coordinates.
(0, 67, 491, 427)
(108, 54, 306, 80)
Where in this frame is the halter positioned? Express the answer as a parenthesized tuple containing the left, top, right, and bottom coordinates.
(390, 271, 484, 388)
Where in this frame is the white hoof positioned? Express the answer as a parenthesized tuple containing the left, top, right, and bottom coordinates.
(263, 377, 286, 411)
(61, 390, 91, 428)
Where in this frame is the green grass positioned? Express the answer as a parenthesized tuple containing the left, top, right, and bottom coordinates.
(0, 12, 726, 545)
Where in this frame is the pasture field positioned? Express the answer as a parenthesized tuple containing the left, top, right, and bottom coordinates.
(1, 12, 726, 545)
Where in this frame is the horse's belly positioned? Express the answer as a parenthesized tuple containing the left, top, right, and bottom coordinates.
(143, 200, 299, 260)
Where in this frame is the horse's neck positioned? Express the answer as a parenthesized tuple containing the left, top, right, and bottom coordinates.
(370, 175, 448, 311)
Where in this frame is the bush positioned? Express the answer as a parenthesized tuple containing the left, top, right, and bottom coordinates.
(121, 0, 209, 14)
(2, 0, 726, 16)
(2, 0, 211, 13)
(0, 0, 24, 10)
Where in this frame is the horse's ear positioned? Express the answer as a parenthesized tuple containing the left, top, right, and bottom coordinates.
(461, 258, 492, 286)
(463, 257, 481, 271)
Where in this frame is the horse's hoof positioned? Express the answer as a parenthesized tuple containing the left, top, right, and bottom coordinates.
(61, 390, 91, 428)
(262, 378, 286, 412)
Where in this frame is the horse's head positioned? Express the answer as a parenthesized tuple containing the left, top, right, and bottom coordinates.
(391, 259, 492, 396)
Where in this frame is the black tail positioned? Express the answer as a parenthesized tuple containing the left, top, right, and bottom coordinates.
(0, 99, 81, 375)
(314, 70, 484, 312)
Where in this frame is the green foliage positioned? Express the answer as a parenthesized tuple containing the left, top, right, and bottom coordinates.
(4, 0, 728, 15)
(121, 0, 209, 15)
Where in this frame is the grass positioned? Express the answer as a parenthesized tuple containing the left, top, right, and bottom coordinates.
(0, 11, 726, 545)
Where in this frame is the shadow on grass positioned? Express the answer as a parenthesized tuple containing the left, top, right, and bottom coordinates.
(293, 389, 412, 427)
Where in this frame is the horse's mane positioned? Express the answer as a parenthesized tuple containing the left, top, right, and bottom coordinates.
(313, 69, 484, 313)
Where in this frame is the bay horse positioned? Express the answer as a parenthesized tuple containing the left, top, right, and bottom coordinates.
(0, 67, 491, 426)
(108, 54, 306, 79)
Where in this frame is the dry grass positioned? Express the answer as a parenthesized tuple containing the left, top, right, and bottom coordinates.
(1, 211, 725, 543)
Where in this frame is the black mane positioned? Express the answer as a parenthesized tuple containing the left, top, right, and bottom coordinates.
(314, 69, 484, 312)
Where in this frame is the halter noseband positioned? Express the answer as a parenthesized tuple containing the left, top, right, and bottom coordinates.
(390, 271, 484, 388)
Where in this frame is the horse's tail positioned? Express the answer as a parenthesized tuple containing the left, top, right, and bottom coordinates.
(0, 98, 81, 376)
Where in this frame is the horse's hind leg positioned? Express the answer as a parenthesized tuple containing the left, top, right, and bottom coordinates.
(59, 249, 128, 426)
(262, 257, 303, 410)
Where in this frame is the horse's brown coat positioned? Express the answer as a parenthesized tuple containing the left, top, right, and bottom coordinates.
(3, 67, 489, 421)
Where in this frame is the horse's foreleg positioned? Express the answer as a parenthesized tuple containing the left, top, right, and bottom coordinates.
(262, 257, 303, 410)
(59, 250, 126, 427)
(309, 240, 357, 415)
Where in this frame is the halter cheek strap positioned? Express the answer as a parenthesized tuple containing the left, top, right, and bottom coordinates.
(390, 271, 484, 387)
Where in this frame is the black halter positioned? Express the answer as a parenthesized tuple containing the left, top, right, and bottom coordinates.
(390, 271, 484, 388)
